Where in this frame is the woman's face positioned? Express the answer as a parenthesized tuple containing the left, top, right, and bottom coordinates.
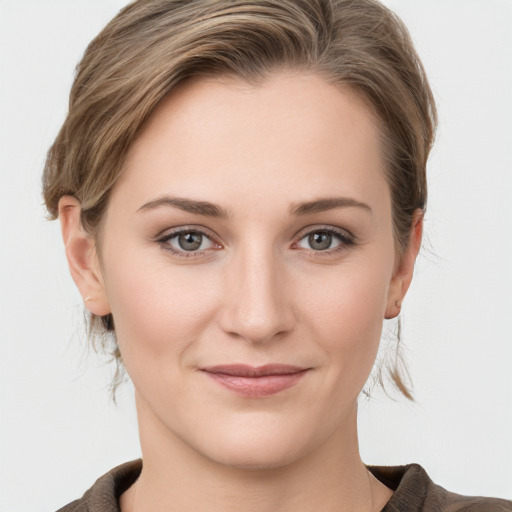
(90, 71, 416, 468)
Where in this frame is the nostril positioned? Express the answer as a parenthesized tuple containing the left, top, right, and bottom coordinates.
(222, 306, 296, 344)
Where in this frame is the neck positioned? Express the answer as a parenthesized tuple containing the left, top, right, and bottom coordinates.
(121, 395, 391, 512)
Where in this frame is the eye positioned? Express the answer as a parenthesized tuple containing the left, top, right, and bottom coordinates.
(175, 231, 209, 251)
(295, 227, 354, 253)
(158, 228, 220, 256)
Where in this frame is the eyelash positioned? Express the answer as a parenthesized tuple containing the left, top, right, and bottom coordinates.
(155, 226, 356, 259)
(293, 226, 356, 255)
(156, 227, 220, 259)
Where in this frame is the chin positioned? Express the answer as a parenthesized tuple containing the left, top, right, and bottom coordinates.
(205, 441, 305, 471)
(188, 415, 323, 471)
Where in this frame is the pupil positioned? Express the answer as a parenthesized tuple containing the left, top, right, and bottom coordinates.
(309, 232, 331, 250)
(178, 232, 202, 251)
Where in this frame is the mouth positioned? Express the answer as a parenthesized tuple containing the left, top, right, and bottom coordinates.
(200, 364, 310, 398)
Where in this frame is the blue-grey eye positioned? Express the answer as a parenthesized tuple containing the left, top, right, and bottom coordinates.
(178, 232, 203, 251)
(167, 231, 215, 252)
(296, 230, 343, 251)
(308, 232, 333, 250)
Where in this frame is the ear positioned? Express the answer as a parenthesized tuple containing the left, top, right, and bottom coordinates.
(385, 210, 423, 319)
(58, 196, 111, 316)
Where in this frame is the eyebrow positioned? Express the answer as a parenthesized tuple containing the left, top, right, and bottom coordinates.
(137, 195, 372, 218)
(137, 196, 229, 218)
(289, 197, 372, 216)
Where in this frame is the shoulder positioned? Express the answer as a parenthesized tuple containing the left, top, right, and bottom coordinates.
(368, 463, 512, 512)
(56, 459, 510, 512)
(56, 460, 142, 512)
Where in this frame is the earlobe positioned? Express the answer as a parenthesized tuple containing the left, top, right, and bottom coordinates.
(58, 196, 111, 316)
(385, 210, 423, 319)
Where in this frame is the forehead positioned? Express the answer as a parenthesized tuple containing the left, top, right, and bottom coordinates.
(112, 71, 389, 218)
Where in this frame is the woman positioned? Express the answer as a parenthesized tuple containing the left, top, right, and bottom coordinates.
(39, 0, 511, 510)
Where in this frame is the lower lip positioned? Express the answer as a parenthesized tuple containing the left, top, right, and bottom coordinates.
(202, 370, 309, 398)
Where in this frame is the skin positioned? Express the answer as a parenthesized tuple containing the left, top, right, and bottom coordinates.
(60, 71, 422, 512)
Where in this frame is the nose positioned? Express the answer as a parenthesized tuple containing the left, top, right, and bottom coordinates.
(218, 243, 296, 344)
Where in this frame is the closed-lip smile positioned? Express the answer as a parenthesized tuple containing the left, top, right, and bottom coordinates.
(200, 364, 310, 397)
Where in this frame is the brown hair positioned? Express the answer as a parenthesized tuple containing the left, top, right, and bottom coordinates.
(43, 0, 437, 398)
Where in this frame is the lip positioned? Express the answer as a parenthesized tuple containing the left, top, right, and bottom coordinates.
(200, 364, 310, 398)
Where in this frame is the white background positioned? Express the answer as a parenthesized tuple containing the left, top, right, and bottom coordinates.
(1, 1, 511, 510)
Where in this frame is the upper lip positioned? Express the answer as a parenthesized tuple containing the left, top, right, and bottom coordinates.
(200, 364, 309, 377)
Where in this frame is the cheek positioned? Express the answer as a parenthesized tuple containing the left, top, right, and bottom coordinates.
(101, 245, 220, 373)
(298, 258, 392, 388)
(301, 258, 391, 335)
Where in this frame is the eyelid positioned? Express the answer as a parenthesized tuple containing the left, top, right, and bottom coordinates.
(153, 223, 356, 259)
(292, 225, 356, 253)
(154, 223, 218, 239)
(155, 225, 222, 258)
(293, 224, 355, 243)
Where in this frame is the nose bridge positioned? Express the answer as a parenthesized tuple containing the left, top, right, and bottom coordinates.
(221, 239, 294, 343)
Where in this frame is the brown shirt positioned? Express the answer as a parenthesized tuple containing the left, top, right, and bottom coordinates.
(57, 459, 512, 512)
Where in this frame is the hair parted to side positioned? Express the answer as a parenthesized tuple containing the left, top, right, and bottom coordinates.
(43, 0, 437, 399)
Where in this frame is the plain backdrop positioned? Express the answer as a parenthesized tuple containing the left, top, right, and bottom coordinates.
(1, 1, 511, 510)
